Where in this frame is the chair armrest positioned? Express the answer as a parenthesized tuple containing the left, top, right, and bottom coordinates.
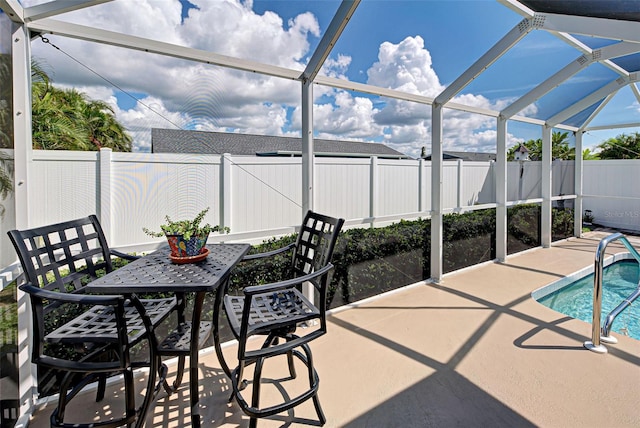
(110, 249, 139, 261)
(242, 263, 333, 296)
(242, 243, 295, 261)
(19, 283, 123, 306)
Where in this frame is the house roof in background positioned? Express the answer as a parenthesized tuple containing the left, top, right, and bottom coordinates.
(151, 129, 411, 159)
(423, 151, 497, 162)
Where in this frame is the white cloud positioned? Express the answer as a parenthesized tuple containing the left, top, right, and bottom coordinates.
(367, 36, 444, 97)
(293, 91, 385, 140)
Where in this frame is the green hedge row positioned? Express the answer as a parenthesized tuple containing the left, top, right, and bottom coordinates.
(230, 206, 575, 311)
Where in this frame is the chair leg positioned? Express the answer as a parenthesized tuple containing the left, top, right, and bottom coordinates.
(123, 368, 136, 427)
(301, 343, 326, 426)
(250, 357, 266, 428)
(54, 371, 75, 424)
(134, 355, 159, 428)
(96, 373, 107, 402)
(286, 350, 297, 379)
(163, 355, 186, 394)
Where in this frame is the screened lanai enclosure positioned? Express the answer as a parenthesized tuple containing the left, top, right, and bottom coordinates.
(1, 0, 640, 426)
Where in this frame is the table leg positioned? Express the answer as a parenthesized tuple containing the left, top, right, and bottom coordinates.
(190, 291, 206, 428)
(213, 278, 233, 378)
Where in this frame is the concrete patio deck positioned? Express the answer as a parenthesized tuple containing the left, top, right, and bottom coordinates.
(27, 233, 640, 427)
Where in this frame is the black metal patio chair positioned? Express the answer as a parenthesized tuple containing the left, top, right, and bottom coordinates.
(220, 211, 344, 427)
(8, 215, 177, 428)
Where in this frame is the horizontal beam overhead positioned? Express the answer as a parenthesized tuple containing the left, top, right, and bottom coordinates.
(585, 121, 640, 132)
(434, 17, 533, 106)
(314, 74, 578, 131)
(301, 0, 360, 82)
(27, 18, 301, 80)
(24, 0, 113, 22)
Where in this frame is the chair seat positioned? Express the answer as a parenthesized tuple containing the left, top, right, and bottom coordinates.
(224, 288, 319, 338)
(46, 297, 176, 346)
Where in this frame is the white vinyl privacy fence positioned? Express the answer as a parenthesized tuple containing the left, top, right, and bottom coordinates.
(0, 149, 638, 276)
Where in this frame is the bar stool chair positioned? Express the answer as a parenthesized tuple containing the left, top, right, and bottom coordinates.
(219, 211, 344, 427)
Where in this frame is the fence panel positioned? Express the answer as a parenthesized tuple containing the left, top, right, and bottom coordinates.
(110, 152, 222, 247)
(30, 151, 99, 227)
(461, 161, 495, 206)
(377, 159, 420, 216)
(583, 160, 640, 230)
(230, 156, 301, 232)
(316, 158, 370, 221)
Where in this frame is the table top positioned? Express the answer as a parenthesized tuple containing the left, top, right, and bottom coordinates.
(86, 243, 250, 294)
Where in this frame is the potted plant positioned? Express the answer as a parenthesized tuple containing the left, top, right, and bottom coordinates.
(143, 207, 229, 258)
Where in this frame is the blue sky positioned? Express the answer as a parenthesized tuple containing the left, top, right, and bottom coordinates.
(17, 0, 640, 155)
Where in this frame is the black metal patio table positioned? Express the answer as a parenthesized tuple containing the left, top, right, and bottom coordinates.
(85, 243, 250, 428)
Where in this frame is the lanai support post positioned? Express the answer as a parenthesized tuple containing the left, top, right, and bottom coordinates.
(496, 117, 508, 261)
(574, 131, 584, 237)
(431, 104, 443, 282)
(541, 125, 552, 247)
(12, 20, 37, 422)
(301, 79, 314, 217)
(301, 79, 315, 303)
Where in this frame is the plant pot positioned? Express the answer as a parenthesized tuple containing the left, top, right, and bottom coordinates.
(166, 234, 207, 257)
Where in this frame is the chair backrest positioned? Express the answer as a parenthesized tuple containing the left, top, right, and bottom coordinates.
(291, 211, 344, 277)
(8, 215, 114, 295)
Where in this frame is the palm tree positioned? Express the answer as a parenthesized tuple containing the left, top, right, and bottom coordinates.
(0, 54, 12, 149)
(597, 133, 640, 159)
(582, 148, 599, 160)
(0, 54, 14, 216)
(0, 151, 13, 217)
(31, 61, 132, 152)
(507, 131, 575, 161)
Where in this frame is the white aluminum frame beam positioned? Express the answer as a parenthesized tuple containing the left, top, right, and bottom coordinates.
(0, 0, 24, 23)
(500, 1, 632, 80)
(301, 0, 360, 82)
(501, 41, 640, 119)
(27, 18, 301, 80)
(315, 74, 579, 131)
(585, 121, 640, 132)
(548, 75, 637, 127)
(631, 82, 640, 105)
(540, 12, 640, 44)
(434, 17, 534, 106)
(578, 92, 616, 131)
(24, 0, 112, 22)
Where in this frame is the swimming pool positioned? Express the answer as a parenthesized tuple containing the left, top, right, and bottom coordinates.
(532, 258, 640, 341)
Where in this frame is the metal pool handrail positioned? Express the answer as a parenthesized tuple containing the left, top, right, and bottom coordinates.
(584, 232, 640, 354)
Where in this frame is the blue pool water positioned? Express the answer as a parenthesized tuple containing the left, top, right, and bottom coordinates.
(535, 260, 640, 340)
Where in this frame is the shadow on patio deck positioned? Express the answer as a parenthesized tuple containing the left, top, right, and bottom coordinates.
(28, 234, 640, 427)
